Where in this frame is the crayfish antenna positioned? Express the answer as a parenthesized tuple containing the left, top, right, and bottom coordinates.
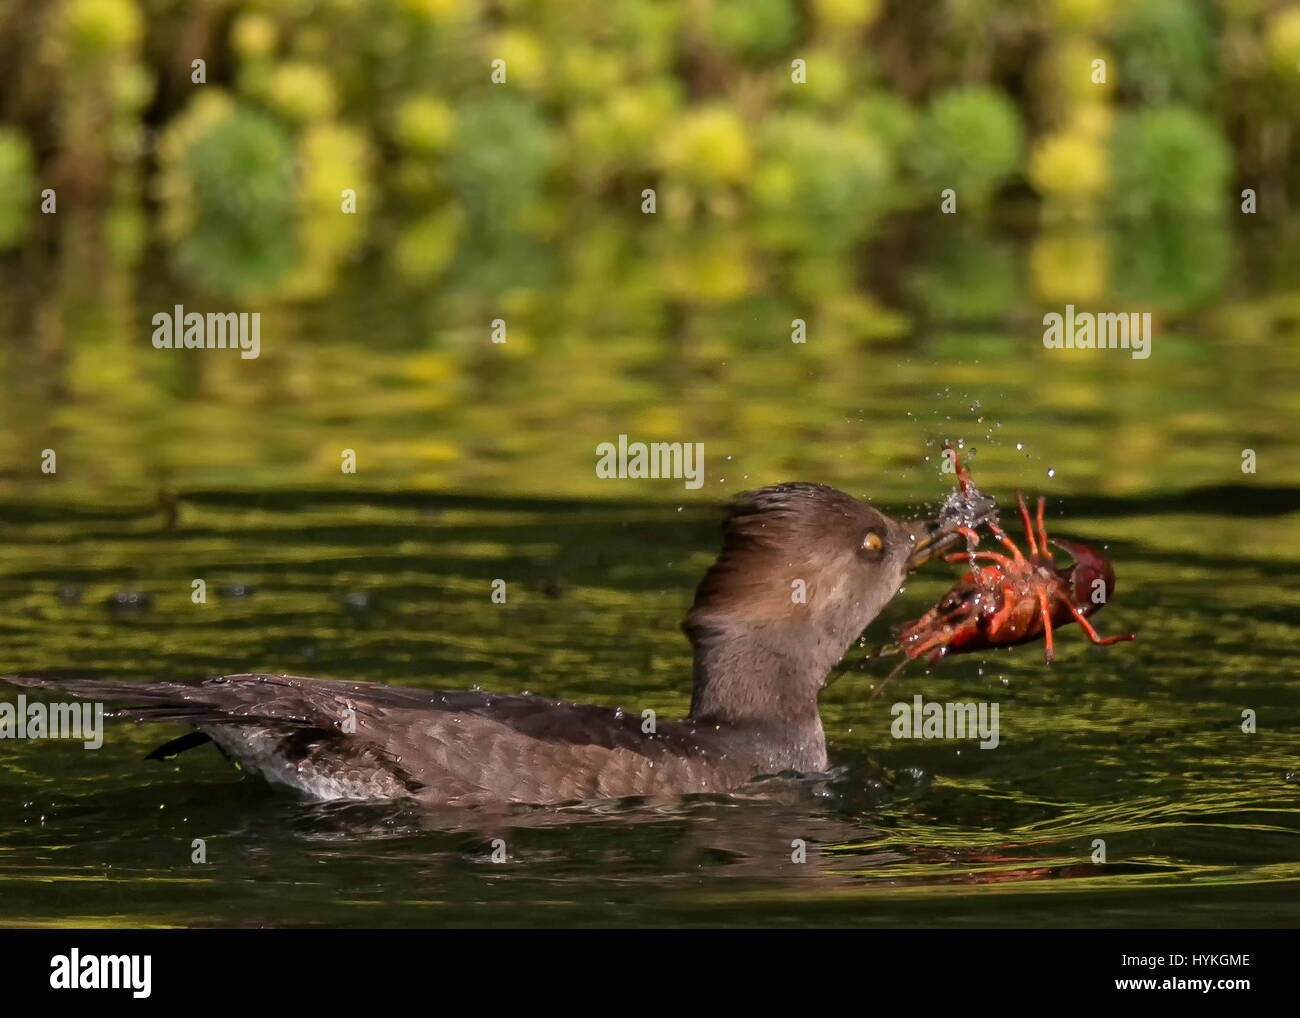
(865, 654, 913, 706)
(826, 642, 901, 687)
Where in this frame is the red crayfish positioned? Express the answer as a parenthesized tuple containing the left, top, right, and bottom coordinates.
(896, 447, 1136, 667)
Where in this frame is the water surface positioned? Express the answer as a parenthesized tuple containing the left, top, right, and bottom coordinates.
(2, 481, 1297, 927)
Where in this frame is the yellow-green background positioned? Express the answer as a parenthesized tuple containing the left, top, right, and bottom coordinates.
(0, 0, 1298, 928)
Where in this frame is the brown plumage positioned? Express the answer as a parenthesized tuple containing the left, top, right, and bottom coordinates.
(3, 482, 990, 806)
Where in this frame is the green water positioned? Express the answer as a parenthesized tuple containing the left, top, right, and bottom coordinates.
(1, 224, 1299, 928)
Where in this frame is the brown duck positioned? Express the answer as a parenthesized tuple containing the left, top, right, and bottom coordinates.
(4, 483, 991, 806)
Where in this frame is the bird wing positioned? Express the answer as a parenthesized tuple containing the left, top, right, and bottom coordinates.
(1, 673, 729, 804)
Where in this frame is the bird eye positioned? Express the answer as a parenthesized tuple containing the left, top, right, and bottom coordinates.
(861, 532, 883, 555)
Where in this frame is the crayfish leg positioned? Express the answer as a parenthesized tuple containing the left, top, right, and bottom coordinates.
(1016, 491, 1040, 558)
(948, 525, 992, 574)
(1036, 496, 1050, 558)
(944, 551, 1014, 567)
(944, 443, 974, 499)
(987, 519, 1026, 562)
(1065, 600, 1137, 646)
(1036, 589, 1056, 662)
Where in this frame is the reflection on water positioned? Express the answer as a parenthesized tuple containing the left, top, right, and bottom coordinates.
(2, 209, 1298, 931)
(3, 218, 1299, 505)
(1, 483, 1297, 927)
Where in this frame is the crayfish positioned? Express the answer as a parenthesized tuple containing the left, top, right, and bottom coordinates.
(869, 448, 1135, 700)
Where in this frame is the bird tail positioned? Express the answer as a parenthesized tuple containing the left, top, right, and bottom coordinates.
(1, 674, 231, 759)
(3, 674, 230, 724)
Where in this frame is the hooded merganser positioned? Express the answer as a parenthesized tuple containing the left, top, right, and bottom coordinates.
(4, 483, 993, 806)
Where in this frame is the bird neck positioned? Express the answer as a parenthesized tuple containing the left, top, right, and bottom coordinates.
(686, 622, 839, 771)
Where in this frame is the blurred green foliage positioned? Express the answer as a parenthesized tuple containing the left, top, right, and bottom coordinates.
(710, 0, 799, 60)
(0, 6, 1297, 934)
(178, 109, 297, 296)
(751, 113, 892, 252)
(0, 128, 36, 248)
(1111, 107, 1232, 220)
(0, 0, 1297, 504)
(449, 96, 558, 237)
(1111, 0, 1216, 106)
(0, 0, 1294, 302)
(910, 87, 1024, 210)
